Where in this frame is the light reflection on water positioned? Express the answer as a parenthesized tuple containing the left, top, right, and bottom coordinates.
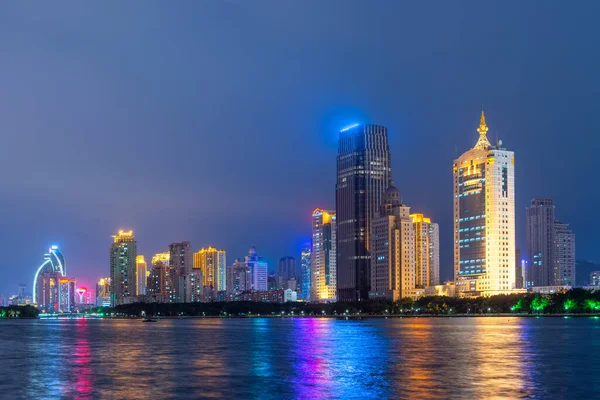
(1, 317, 599, 399)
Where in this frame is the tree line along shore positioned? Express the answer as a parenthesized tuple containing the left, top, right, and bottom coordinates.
(3, 289, 600, 318)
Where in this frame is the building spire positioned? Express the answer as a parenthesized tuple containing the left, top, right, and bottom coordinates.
(474, 110, 491, 150)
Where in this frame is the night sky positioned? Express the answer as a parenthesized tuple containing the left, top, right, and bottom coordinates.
(1, 1, 599, 297)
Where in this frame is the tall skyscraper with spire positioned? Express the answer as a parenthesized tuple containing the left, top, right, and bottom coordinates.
(336, 124, 392, 301)
(453, 112, 516, 296)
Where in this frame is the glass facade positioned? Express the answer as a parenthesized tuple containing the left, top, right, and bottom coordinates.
(336, 124, 391, 301)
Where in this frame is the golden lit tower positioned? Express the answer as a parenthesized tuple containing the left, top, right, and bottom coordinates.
(453, 111, 516, 296)
(110, 230, 137, 305)
(194, 247, 227, 292)
(311, 208, 337, 302)
(370, 186, 417, 300)
(136, 255, 147, 296)
(411, 213, 440, 287)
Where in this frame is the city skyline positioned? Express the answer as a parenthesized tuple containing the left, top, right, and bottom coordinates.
(3, 109, 592, 298)
(1, 2, 599, 297)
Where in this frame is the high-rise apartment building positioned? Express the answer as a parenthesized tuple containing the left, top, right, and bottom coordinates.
(411, 213, 440, 287)
(526, 198, 576, 286)
(453, 112, 516, 296)
(110, 230, 137, 305)
(370, 186, 417, 300)
(526, 198, 556, 287)
(169, 241, 193, 302)
(147, 252, 170, 297)
(554, 222, 576, 286)
(227, 259, 252, 296)
(277, 257, 296, 282)
(246, 246, 267, 292)
(300, 246, 311, 301)
(193, 247, 227, 292)
(58, 278, 76, 313)
(180, 271, 203, 303)
(336, 124, 392, 301)
(136, 255, 147, 296)
(311, 208, 337, 302)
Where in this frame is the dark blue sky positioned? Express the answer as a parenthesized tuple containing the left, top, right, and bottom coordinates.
(1, 1, 599, 296)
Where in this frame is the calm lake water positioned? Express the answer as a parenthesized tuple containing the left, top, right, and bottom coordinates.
(1, 317, 598, 399)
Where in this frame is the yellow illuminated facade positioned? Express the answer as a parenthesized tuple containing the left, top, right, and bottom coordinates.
(310, 208, 337, 302)
(113, 230, 134, 242)
(411, 213, 440, 287)
(193, 247, 227, 292)
(453, 111, 516, 296)
(152, 252, 170, 265)
(370, 186, 418, 301)
(96, 277, 111, 307)
(136, 255, 147, 296)
(110, 229, 137, 305)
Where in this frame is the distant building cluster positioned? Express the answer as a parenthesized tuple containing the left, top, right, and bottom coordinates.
(23, 111, 588, 310)
(30, 246, 92, 313)
(106, 230, 299, 306)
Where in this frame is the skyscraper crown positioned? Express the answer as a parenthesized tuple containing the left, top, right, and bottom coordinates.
(473, 110, 492, 150)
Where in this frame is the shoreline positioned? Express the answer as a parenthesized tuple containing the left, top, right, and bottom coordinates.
(29, 313, 600, 320)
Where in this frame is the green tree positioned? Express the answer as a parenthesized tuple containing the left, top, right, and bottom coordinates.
(530, 295, 549, 313)
(563, 298, 577, 312)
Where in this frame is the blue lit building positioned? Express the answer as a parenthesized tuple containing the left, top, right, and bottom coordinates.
(301, 246, 311, 301)
(33, 246, 68, 312)
(336, 123, 392, 301)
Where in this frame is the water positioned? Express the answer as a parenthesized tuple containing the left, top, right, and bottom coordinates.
(1, 317, 599, 399)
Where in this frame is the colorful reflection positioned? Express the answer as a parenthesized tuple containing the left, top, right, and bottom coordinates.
(71, 320, 93, 398)
(289, 318, 392, 399)
(9, 318, 600, 398)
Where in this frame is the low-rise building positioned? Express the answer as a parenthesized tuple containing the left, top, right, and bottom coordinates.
(424, 282, 457, 297)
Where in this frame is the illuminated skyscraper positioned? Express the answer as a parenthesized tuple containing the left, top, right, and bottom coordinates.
(336, 123, 392, 301)
(453, 112, 515, 296)
(147, 252, 170, 297)
(169, 241, 193, 302)
(33, 246, 67, 311)
(300, 246, 311, 300)
(58, 278, 76, 312)
(411, 213, 440, 287)
(110, 230, 137, 305)
(370, 186, 416, 300)
(193, 247, 227, 292)
(246, 246, 267, 292)
(311, 209, 337, 302)
(136, 255, 147, 296)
